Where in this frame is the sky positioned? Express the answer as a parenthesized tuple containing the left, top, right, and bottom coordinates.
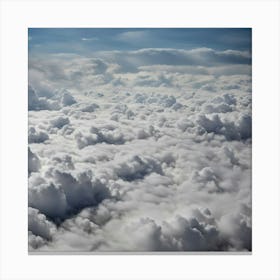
(28, 28, 252, 55)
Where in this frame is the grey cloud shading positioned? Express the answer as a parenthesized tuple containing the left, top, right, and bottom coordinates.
(28, 85, 60, 111)
(28, 85, 77, 111)
(28, 127, 49, 143)
(74, 129, 125, 149)
(196, 113, 252, 141)
(28, 147, 40, 175)
(112, 154, 163, 182)
(29, 232, 47, 250)
(81, 103, 99, 112)
(28, 169, 110, 221)
(50, 116, 70, 129)
(28, 207, 56, 240)
(61, 91, 77, 106)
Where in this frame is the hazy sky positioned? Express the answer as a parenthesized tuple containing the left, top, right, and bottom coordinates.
(28, 28, 251, 55)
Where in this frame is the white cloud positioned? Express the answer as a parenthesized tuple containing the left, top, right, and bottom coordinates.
(81, 37, 98, 41)
(196, 113, 252, 141)
(116, 30, 151, 42)
(28, 46, 251, 252)
(28, 48, 251, 97)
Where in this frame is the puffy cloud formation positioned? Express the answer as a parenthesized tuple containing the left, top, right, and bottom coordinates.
(29, 207, 56, 240)
(28, 46, 251, 252)
(29, 169, 110, 220)
(28, 85, 60, 111)
(61, 90, 77, 106)
(28, 86, 76, 111)
(29, 127, 49, 143)
(112, 154, 163, 181)
(196, 113, 251, 141)
(50, 116, 70, 129)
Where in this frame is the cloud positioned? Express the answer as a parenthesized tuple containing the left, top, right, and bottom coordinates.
(28, 45, 251, 252)
(29, 231, 47, 250)
(116, 30, 151, 44)
(74, 124, 135, 149)
(29, 177, 68, 219)
(50, 116, 70, 129)
(219, 204, 252, 250)
(28, 207, 57, 240)
(99, 48, 251, 73)
(28, 127, 49, 143)
(28, 85, 77, 111)
(28, 48, 251, 97)
(196, 113, 252, 141)
(28, 85, 60, 111)
(61, 90, 77, 106)
(28, 147, 40, 175)
(81, 103, 99, 112)
(112, 154, 163, 182)
(81, 37, 98, 41)
(202, 93, 236, 114)
(28, 168, 111, 221)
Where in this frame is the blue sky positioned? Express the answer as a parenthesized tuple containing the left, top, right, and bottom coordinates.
(28, 28, 251, 55)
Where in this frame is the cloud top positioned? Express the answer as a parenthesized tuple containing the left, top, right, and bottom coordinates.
(28, 31, 251, 252)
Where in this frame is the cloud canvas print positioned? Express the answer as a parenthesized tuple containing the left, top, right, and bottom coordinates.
(28, 28, 252, 252)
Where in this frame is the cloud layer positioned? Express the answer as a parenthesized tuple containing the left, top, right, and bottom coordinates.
(28, 46, 251, 252)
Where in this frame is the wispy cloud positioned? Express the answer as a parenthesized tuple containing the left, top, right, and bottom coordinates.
(116, 30, 150, 42)
(81, 37, 98, 41)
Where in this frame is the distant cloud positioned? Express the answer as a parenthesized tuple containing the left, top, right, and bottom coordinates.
(116, 30, 151, 43)
(99, 48, 251, 71)
(28, 48, 251, 97)
(81, 37, 98, 41)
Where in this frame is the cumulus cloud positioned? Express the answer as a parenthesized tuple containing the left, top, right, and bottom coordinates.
(28, 85, 60, 111)
(50, 116, 70, 129)
(61, 90, 77, 106)
(28, 168, 111, 221)
(28, 44, 251, 252)
(28, 207, 56, 240)
(28, 85, 77, 111)
(196, 113, 252, 141)
(112, 154, 163, 182)
(29, 231, 47, 250)
(81, 103, 99, 112)
(74, 124, 136, 149)
(28, 127, 49, 143)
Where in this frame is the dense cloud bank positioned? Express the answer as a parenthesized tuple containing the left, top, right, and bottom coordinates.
(28, 47, 251, 252)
